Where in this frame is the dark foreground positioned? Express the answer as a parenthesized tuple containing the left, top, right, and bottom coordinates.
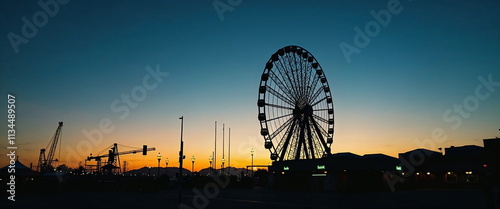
(2, 187, 488, 209)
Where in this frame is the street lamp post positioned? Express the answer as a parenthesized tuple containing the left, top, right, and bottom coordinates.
(191, 155, 195, 174)
(209, 155, 213, 176)
(178, 116, 184, 206)
(157, 153, 162, 178)
(250, 148, 254, 178)
(165, 158, 169, 176)
(221, 158, 225, 175)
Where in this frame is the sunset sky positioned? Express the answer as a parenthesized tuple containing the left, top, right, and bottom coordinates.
(1, 0, 499, 171)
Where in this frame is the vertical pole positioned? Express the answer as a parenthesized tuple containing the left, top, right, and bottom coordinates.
(228, 127, 231, 175)
(214, 121, 217, 175)
(178, 116, 184, 206)
(252, 154, 254, 178)
(227, 128, 231, 175)
(222, 123, 225, 175)
(251, 148, 254, 178)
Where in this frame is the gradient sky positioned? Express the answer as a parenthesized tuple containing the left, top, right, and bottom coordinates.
(1, 0, 499, 171)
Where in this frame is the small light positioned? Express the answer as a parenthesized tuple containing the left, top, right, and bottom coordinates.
(483, 164, 488, 168)
(427, 172, 430, 175)
(401, 172, 405, 176)
(396, 166, 402, 171)
(447, 172, 451, 175)
(281, 172, 284, 174)
(416, 172, 420, 175)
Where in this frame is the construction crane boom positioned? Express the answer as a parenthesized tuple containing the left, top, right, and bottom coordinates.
(37, 121, 63, 172)
(87, 147, 155, 160)
(46, 121, 63, 168)
(85, 143, 155, 173)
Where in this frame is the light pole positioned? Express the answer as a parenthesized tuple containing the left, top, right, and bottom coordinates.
(214, 121, 217, 177)
(165, 158, 169, 176)
(178, 116, 184, 206)
(222, 123, 225, 175)
(157, 153, 162, 178)
(228, 127, 231, 176)
(191, 155, 195, 174)
(209, 155, 213, 176)
(250, 148, 254, 178)
(221, 158, 225, 175)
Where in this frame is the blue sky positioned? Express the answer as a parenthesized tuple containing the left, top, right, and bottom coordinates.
(1, 0, 499, 169)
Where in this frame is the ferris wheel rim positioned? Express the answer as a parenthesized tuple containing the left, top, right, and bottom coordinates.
(257, 45, 334, 161)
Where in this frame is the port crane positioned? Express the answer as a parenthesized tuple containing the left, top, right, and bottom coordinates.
(37, 121, 63, 173)
(85, 143, 155, 173)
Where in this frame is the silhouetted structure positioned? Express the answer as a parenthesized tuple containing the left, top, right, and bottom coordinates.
(269, 153, 399, 191)
(398, 145, 489, 189)
(258, 45, 334, 161)
(484, 138, 500, 184)
(85, 143, 155, 174)
(0, 160, 40, 178)
(37, 121, 63, 173)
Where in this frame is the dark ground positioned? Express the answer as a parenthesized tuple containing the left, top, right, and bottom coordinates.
(1, 187, 488, 209)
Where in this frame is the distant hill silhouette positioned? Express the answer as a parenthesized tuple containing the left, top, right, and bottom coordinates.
(124, 167, 190, 177)
(124, 166, 253, 177)
(198, 167, 250, 176)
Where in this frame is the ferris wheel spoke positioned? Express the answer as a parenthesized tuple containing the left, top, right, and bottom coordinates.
(303, 66, 314, 102)
(313, 108, 331, 111)
(312, 114, 329, 124)
(296, 55, 308, 105)
(305, 119, 316, 159)
(269, 117, 294, 140)
(306, 75, 320, 102)
(265, 103, 294, 111)
(276, 57, 300, 102)
(289, 53, 302, 99)
(310, 116, 329, 152)
(266, 86, 295, 107)
(295, 120, 307, 160)
(268, 71, 296, 102)
(266, 74, 293, 103)
(311, 96, 327, 107)
(299, 56, 310, 104)
(266, 113, 293, 123)
(308, 86, 324, 105)
(278, 119, 296, 161)
(287, 53, 304, 102)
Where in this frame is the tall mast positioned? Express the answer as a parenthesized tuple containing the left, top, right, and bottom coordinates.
(214, 121, 217, 174)
(228, 127, 231, 172)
